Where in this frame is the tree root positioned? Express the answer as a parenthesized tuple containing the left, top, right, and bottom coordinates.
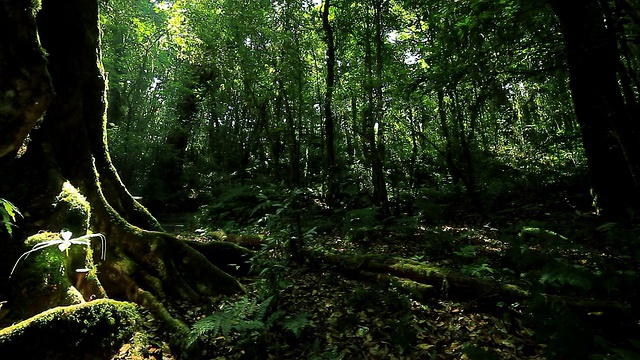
(183, 239, 254, 276)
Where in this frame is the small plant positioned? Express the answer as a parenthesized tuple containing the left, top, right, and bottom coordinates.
(10, 230, 106, 278)
(187, 295, 310, 352)
(460, 262, 496, 277)
(1, 198, 22, 236)
(454, 244, 478, 258)
(189, 296, 273, 345)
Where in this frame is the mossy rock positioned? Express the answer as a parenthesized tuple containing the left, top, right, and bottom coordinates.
(0, 299, 140, 360)
(9, 231, 106, 321)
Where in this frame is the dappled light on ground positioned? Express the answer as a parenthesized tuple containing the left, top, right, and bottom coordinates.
(106, 182, 640, 359)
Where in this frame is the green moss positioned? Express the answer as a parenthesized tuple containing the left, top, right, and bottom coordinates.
(31, 0, 42, 13)
(20, 232, 69, 286)
(65, 286, 85, 304)
(50, 181, 90, 235)
(0, 299, 140, 360)
(10, 231, 106, 320)
(23, 231, 58, 247)
(20, 231, 93, 281)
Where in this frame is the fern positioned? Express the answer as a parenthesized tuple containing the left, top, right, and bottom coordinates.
(519, 226, 568, 242)
(190, 308, 236, 340)
(188, 296, 274, 347)
(280, 311, 310, 337)
(539, 263, 593, 290)
(188, 295, 310, 349)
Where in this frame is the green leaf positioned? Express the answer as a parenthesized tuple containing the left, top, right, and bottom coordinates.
(281, 312, 310, 337)
(0, 199, 22, 236)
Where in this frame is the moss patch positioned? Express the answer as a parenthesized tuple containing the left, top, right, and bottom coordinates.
(0, 299, 139, 360)
(9, 231, 106, 320)
(49, 181, 91, 235)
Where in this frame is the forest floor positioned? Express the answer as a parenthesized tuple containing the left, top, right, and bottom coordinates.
(114, 181, 640, 360)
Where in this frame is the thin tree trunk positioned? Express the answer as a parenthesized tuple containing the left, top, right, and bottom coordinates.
(362, 5, 389, 215)
(322, 0, 338, 205)
(437, 90, 462, 185)
(372, 0, 389, 216)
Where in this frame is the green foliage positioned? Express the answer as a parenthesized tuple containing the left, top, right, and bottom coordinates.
(343, 206, 383, 242)
(389, 313, 418, 354)
(591, 337, 640, 360)
(519, 226, 568, 243)
(188, 295, 310, 350)
(460, 262, 496, 278)
(454, 244, 478, 258)
(100, 0, 583, 215)
(597, 222, 640, 262)
(94, 1, 640, 356)
(189, 296, 272, 343)
(538, 262, 593, 291)
(251, 185, 305, 232)
(200, 183, 312, 234)
(0, 198, 21, 236)
(201, 185, 262, 227)
(501, 224, 599, 295)
(494, 219, 640, 357)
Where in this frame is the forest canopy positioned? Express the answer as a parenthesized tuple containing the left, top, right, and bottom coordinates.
(102, 0, 584, 216)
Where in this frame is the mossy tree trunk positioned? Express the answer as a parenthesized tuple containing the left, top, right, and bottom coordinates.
(0, 0, 246, 348)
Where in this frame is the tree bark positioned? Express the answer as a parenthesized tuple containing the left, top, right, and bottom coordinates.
(322, 0, 339, 206)
(372, 0, 390, 216)
(0, 0, 55, 157)
(0, 0, 245, 352)
(549, 0, 640, 217)
(362, 7, 389, 215)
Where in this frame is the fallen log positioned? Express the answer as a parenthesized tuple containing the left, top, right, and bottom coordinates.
(303, 250, 631, 313)
(305, 251, 530, 301)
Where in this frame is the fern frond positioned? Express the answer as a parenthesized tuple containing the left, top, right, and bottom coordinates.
(189, 295, 275, 346)
(281, 311, 310, 337)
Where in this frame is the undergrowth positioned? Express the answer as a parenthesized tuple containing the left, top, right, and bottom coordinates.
(185, 175, 640, 359)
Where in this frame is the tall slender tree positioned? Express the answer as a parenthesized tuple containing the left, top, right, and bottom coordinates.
(322, 0, 339, 204)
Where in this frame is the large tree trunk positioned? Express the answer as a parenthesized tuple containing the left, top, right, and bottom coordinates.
(0, 0, 245, 352)
(0, 1, 55, 157)
(549, 0, 640, 217)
